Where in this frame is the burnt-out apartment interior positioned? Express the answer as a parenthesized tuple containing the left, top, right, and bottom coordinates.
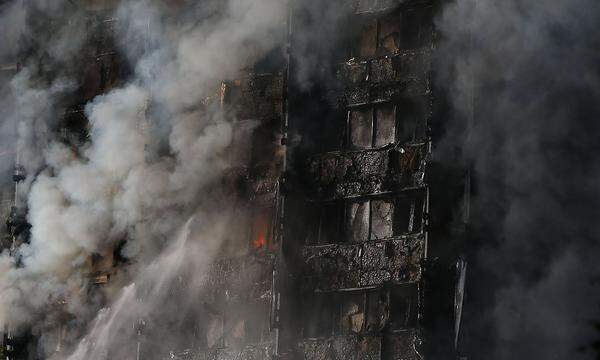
(0, 0, 469, 359)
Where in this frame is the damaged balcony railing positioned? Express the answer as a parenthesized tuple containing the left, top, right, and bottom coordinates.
(299, 329, 423, 360)
(302, 234, 424, 291)
(182, 342, 274, 360)
(350, 0, 434, 14)
(330, 50, 431, 108)
(303, 143, 427, 200)
(298, 284, 424, 360)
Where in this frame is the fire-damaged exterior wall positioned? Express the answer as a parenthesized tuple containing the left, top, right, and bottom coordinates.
(281, 0, 463, 359)
(1, 0, 466, 359)
(165, 73, 287, 359)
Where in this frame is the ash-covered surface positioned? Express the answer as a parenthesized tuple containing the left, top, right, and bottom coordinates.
(331, 50, 431, 107)
(193, 342, 274, 360)
(300, 335, 381, 360)
(204, 255, 275, 303)
(304, 144, 426, 200)
(352, 0, 432, 14)
(301, 235, 424, 291)
(381, 330, 423, 360)
(224, 74, 284, 121)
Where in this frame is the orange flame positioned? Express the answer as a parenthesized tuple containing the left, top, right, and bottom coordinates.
(252, 212, 269, 250)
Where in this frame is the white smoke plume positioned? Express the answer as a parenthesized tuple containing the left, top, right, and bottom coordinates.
(0, 0, 287, 358)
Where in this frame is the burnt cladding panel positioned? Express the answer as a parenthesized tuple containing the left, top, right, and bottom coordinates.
(285, 1, 441, 359)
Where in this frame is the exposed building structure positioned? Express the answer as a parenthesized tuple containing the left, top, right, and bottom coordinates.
(0, 0, 468, 359)
(283, 1, 442, 359)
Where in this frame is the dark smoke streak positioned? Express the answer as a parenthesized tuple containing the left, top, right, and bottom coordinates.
(436, 0, 600, 358)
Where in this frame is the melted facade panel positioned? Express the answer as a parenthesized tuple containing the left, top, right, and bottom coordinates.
(302, 235, 424, 291)
(336, 50, 432, 108)
(303, 144, 427, 200)
(301, 335, 381, 360)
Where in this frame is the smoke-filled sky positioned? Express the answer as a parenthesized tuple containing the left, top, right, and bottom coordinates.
(0, 0, 599, 359)
(436, 0, 600, 359)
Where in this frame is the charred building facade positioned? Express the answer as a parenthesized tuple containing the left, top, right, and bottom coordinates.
(0, 0, 468, 359)
(283, 1, 466, 359)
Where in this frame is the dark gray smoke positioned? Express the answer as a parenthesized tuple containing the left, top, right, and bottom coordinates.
(0, 1, 23, 186)
(436, 0, 600, 358)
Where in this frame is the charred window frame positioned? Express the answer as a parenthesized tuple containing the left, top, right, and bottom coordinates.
(346, 97, 428, 150)
(338, 292, 367, 335)
(388, 283, 419, 331)
(315, 109, 347, 154)
(301, 287, 417, 338)
(304, 190, 425, 245)
(348, 7, 433, 60)
(346, 192, 425, 243)
(392, 190, 425, 235)
(305, 201, 345, 246)
(395, 96, 428, 145)
(347, 103, 397, 149)
(365, 290, 389, 333)
(302, 292, 367, 338)
(302, 293, 337, 338)
(399, 7, 433, 50)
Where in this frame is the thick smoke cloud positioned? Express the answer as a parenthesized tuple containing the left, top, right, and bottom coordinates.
(0, 0, 286, 358)
(0, 1, 24, 184)
(436, 0, 600, 358)
(0, 0, 87, 208)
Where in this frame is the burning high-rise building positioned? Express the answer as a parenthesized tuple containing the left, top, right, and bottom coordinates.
(0, 0, 486, 359)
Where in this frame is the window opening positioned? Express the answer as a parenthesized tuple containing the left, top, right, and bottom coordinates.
(370, 199, 394, 240)
(346, 200, 370, 243)
(389, 285, 419, 330)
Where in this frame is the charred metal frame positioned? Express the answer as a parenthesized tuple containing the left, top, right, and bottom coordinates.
(281, 1, 446, 359)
